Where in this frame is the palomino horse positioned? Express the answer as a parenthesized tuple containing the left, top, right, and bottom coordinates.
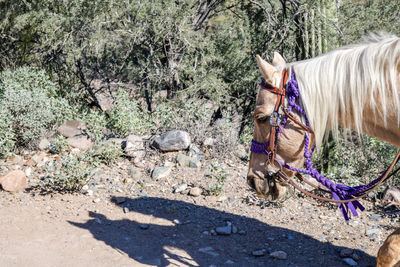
(247, 33, 400, 266)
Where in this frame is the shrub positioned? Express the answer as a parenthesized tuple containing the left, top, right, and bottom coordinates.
(41, 152, 99, 192)
(0, 67, 73, 156)
(107, 90, 154, 136)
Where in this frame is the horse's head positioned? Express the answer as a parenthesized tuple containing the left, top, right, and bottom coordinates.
(247, 53, 312, 200)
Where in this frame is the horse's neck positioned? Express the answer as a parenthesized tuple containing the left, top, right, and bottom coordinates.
(345, 102, 400, 148)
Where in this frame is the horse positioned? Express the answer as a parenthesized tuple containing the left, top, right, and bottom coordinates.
(246, 33, 400, 267)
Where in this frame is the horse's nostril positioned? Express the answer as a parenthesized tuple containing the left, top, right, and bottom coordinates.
(247, 176, 256, 189)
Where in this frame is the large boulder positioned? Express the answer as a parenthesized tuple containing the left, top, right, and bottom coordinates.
(152, 130, 191, 152)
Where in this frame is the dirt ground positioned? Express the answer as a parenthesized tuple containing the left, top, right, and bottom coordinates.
(0, 154, 399, 267)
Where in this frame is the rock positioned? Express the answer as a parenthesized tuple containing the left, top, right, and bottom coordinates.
(123, 135, 147, 159)
(203, 137, 215, 147)
(369, 213, 382, 221)
(38, 137, 51, 150)
(173, 219, 181, 225)
(151, 166, 171, 180)
(123, 207, 129, 213)
(224, 260, 234, 265)
(215, 222, 232, 235)
(340, 248, 354, 258)
(0, 170, 27, 192)
(176, 154, 192, 167)
(270, 251, 287, 260)
(234, 150, 248, 161)
(24, 167, 32, 177)
(366, 228, 381, 237)
(210, 229, 216, 236)
(140, 224, 149, 230)
(188, 144, 203, 160)
(86, 190, 94, 196)
(252, 249, 267, 257)
(114, 196, 126, 204)
(57, 120, 86, 137)
(232, 225, 238, 234)
(198, 247, 219, 257)
(152, 130, 191, 151)
(174, 183, 188, 193)
(189, 159, 201, 168)
(93, 198, 101, 203)
(381, 185, 400, 207)
(189, 187, 202, 197)
(343, 258, 358, 266)
(351, 252, 360, 261)
(67, 135, 93, 150)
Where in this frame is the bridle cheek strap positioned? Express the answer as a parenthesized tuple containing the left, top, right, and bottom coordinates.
(268, 68, 289, 163)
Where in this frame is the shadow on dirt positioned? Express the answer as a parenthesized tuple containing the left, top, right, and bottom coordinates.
(69, 196, 376, 266)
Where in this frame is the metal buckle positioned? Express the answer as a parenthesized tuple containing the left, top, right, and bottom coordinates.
(270, 111, 282, 127)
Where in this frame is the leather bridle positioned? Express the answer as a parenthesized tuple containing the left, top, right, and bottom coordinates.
(255, 69, 400, 205)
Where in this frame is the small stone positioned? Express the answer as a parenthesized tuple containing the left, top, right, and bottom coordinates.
(93, 198, 101, 203)
(252, 249, 267, 257)
(351, 252, 360, 261)
(123, 178, 133, 184)
(202, 231, 209, 235)
(270, 251, 287, 260)
(287, 234, 295, 240)
(38, 137, 51, 150)
(369, 214, 382, 221)
(123, 207, 129, 213)
(95, 218, 102, 224)
(343, 258, 358, 266)
(198, 247, 219, 257)
(232, 225, 238, 234)
(189, 160, 201, 168)
(176, 154, 192, 167)
(151, 166, 171, 180)
(366, 228, 381, 237)
(115, 197, 126, 204)
(24, 167, 32, 177)
(215, 223, 232, 235)
(234, 150, 248, 161)
(0, 170, 27, 192)
(140, 224, 149, 230)
(203, 138, 215, 147)
(173, 219, 181, 225)
(210, 229, 216, 236)
(57, 120, 85, 137)
(238, 230, 246, 235)
(224, 260, 234, 265)
(86, 189, 94, 196)
(189, 187, 202, 197)
(174, 183, 188, 193)
(340, 248, 354, 258)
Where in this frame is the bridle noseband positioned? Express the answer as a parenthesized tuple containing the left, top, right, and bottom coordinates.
(251, 68, 400, 220)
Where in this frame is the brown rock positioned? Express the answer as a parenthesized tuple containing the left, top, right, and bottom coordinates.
(57, 120, 87, 138)
(67, 135, 94, 150)
(0, 170, 27, 192)
(189, 187, 202, 197)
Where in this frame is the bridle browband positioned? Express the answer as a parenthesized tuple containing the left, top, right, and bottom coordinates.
(251, 68, 400, 220)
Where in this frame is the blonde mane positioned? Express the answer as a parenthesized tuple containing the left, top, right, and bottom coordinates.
(291, 33, 400, 148)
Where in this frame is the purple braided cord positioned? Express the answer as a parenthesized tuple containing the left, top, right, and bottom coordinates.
(251, 69, 385, 220)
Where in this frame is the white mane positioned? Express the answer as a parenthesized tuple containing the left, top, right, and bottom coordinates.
(291, 33, 400, 148)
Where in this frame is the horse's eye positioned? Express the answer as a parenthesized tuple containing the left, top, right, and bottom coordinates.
(255, 113, 268, 122)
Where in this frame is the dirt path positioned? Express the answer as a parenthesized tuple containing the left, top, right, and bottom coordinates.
(0, 158, 398, 266)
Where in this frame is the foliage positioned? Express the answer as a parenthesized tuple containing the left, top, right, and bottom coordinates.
(41, 151, 99, 192)
(107, 90, 154, 136)
(0, 67, 72, 156)
(313, 134, 400, 187)
(207, 163, 227, 196)
(92, 141, 123, 165)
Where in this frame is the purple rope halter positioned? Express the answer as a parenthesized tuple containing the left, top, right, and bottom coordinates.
(250, 69, 392, 220)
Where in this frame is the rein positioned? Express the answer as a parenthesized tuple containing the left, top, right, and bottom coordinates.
(251, 68, 400, 220)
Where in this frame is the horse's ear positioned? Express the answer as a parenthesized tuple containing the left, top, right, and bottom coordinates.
(272, 52, 286, 66)
(256, 55, 276, 84)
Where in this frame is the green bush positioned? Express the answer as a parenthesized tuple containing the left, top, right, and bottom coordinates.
(41, 151, 99, 192)
(107, 90, 154, 136)
(0, 67, 73, 156)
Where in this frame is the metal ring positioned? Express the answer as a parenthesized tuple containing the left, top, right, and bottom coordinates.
(266, 158, 282, 176)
